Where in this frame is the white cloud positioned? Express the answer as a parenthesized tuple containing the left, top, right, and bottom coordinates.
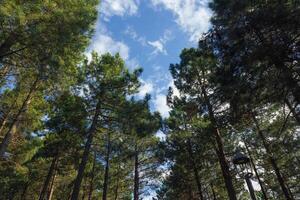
(124, 26, 147, 46)
(148, 29, 173, 55)
(101, 0, 140, 20)
(150, 0, 212, 42)
(153, 93, 170, 118)
(136, 79, 154, 98)
(148, 40, 167, 55)
(89, 34, 130, 60)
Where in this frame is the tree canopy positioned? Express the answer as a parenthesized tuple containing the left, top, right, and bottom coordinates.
(0, 1, 299, 200)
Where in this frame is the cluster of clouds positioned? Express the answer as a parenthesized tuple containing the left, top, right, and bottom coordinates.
(100, 0, 140, 20)
(89, 0, 211, 118)
(150, 0, 212, 42)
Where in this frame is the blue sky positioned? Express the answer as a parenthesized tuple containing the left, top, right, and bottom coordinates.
(88, 0, 212, 118)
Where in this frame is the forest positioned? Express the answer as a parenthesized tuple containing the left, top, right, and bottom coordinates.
(0, 0, 299, 200)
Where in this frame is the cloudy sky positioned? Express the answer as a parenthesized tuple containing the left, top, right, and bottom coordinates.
(88, 0, 212, 118)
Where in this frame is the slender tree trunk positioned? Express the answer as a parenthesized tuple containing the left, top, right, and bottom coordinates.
(71, 101, 101, 200)
(47, 173, 56, 200)
(0, 33, 17, 60)
(0, 77, 39, 158)
(244, 141, 269, 200)
(102, 132, 111, 200)
(202, 88, 237, 200)
(133, 143, 139, 200)
(284, 99, 300, 125)
(186, 138, 204, 200)
(88, 151, 96, 200)
(0, 111, 9, 134)
(20, 182, 29, 200)
(251, 113, 294, 200)
(39, 156, 58, 200)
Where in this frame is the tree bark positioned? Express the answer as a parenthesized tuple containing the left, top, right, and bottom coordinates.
(284, 99, 300, 125)
(20, 182, 29, 200)
(39, 156, 58, 200)
(186, 138, 204, 200)
(71, 100, 101, 200)
(46, 173, 56, 200)
(88, 151, 96, 200)
(202, 88, 237, 200)
(0, 33, 17, 60)
(251, 113, 294, 200)
(0, 77, 39, 158)
(133, 143, 139, 200)
(244, 141, 269, 200)
(102, 132, 111, 200)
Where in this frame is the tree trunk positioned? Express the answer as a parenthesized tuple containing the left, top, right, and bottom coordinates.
(0, 111, 9, 134)
(244, 141, 269, 200)
(0, 33, 17, 60)
(251, 113, 294, 200)
(0, 77, 39, 158)
(186, 138, 204, 200)
(202, 88, 237, 200)
(133, 143, 139, 200)
(88, 151, 96, 200)
(20, 182, 29, 200)
(47, 173, 56, 200)
(71, 101, 101, 200)
(39, 156, 58, 200)
(102, 132, 111, 200)
(284, 99, 300, 125)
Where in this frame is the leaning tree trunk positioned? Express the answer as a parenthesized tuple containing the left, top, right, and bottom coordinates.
(251, 113, 294, 200)
(46, 172, 57, 200)
(39, 156, 59, 200)
(0, 77, 39, 158)
(133, 143, 139, 200)
(244, 141, 269, 200)
(102, 132, 111, 200)
(284, 99, 300, 125)
(0, 32, 17, 60)
(20, 182, 29, 200)
(202, 88, 237, 200)
(186, 138, 204, 200)
(71, 101, 101, 200)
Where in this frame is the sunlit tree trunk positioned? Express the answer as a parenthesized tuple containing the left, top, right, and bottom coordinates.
(39, 156, 58, 200)
(244, 141, 269, 200)
(47, 173, 56, 200)
(186, 138, 204, 200)
(0, 77, 39, 157)
(284, 99, 300, 125)
(251, 113, 294, 200)
(71, 101, 101, 200)
(202, 88, 237, 200)
(102, 132, 111, 200)
(133, 142, 139, 200)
